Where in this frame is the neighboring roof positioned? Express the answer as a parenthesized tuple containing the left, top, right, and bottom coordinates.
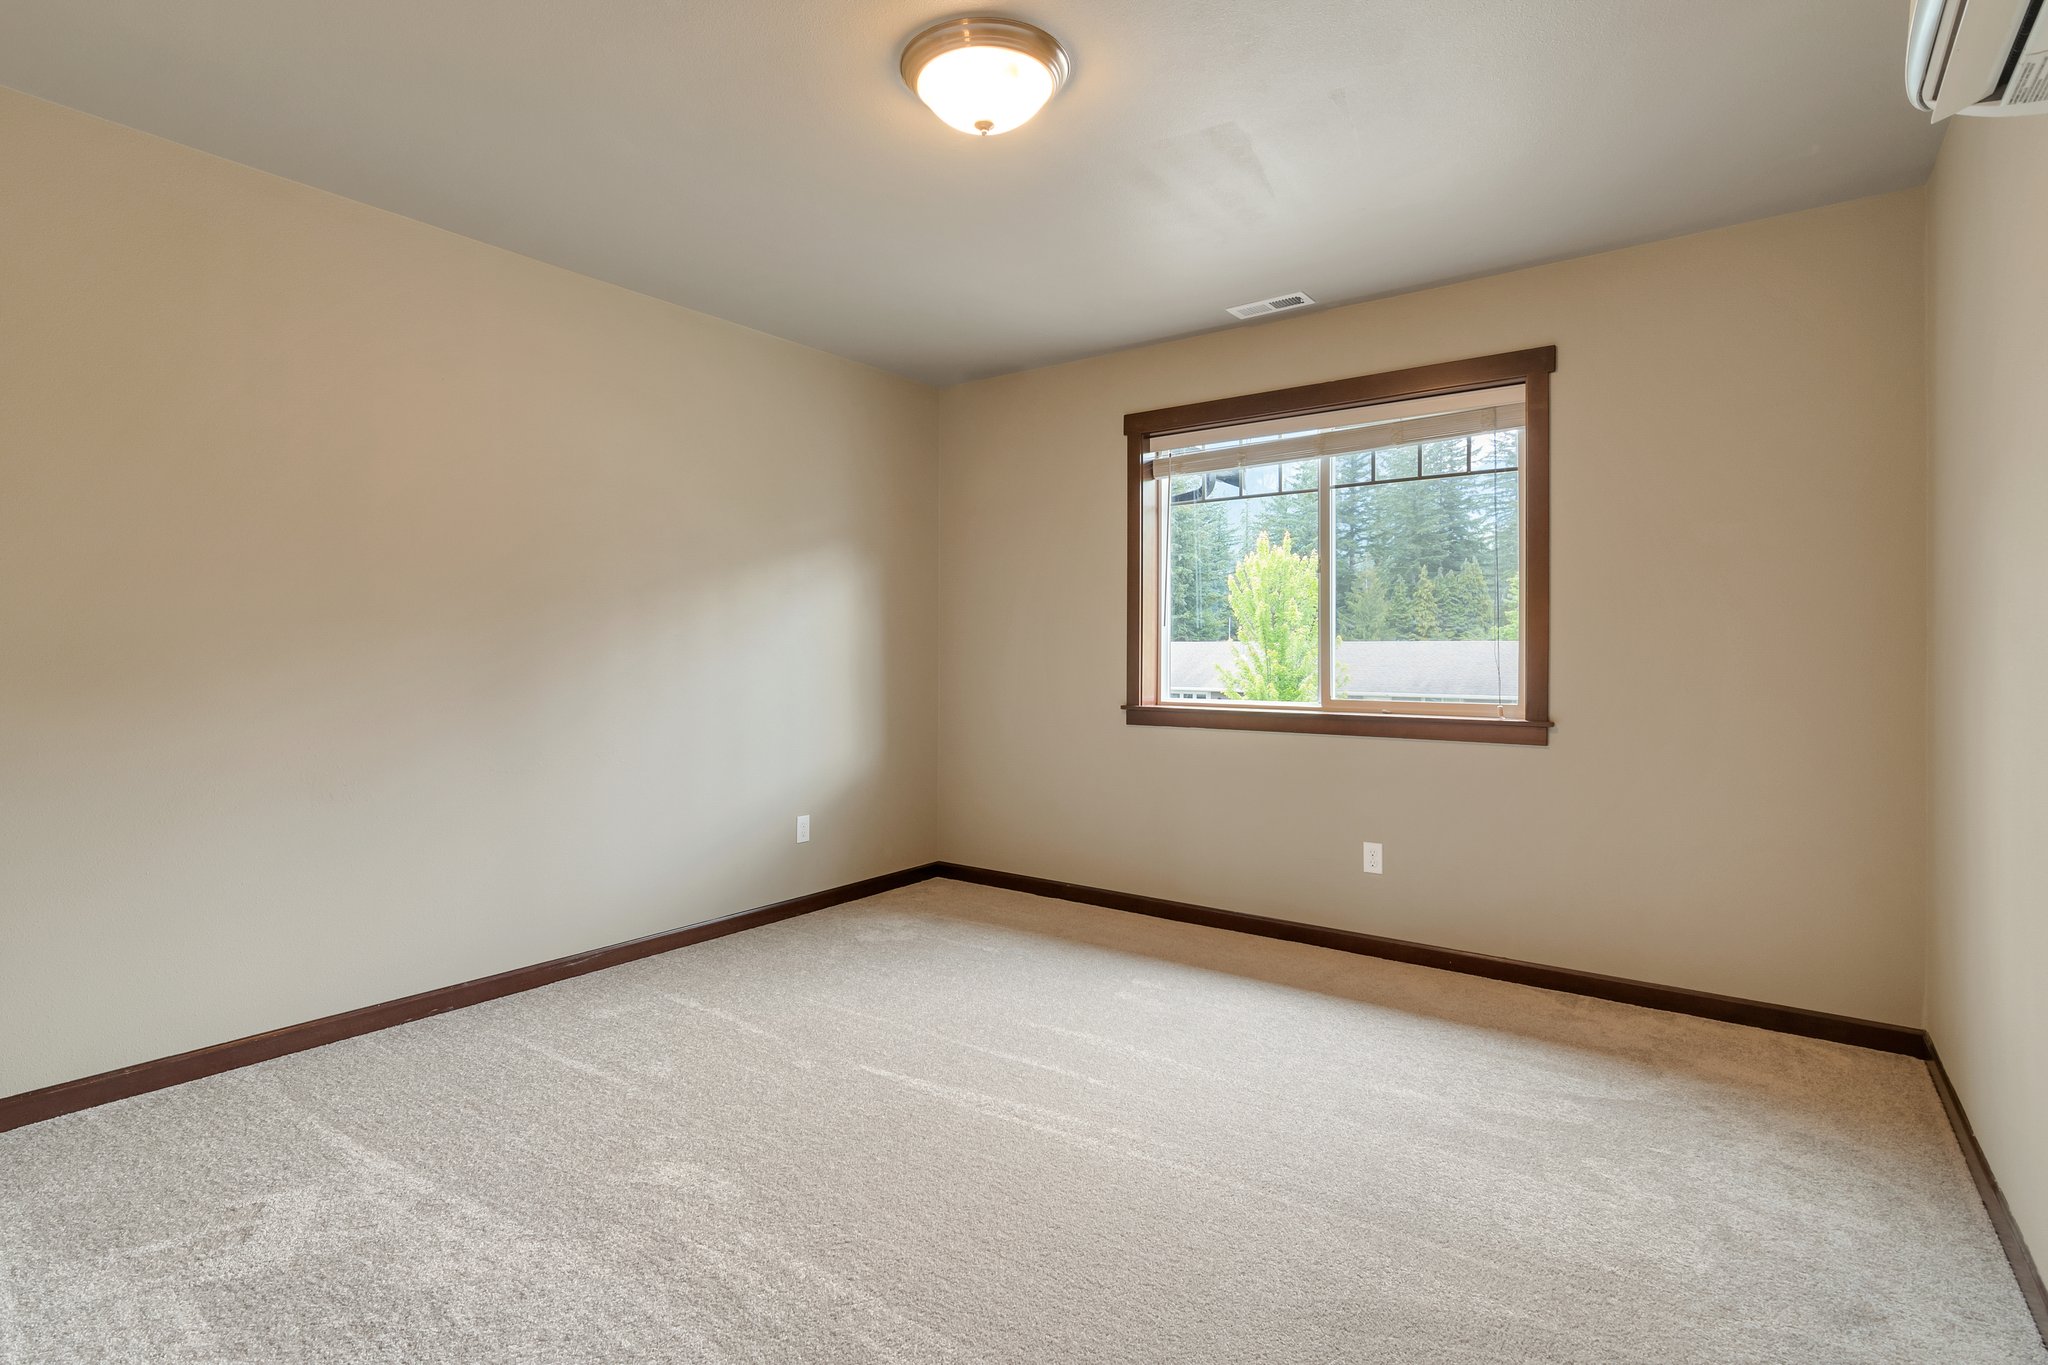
(1168, 640, 1520, 703)
(0, 4, 1937, 384)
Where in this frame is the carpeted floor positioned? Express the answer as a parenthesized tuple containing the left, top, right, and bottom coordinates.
(2, 879, 2042, 1364)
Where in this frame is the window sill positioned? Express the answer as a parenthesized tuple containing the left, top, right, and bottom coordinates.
(1124, 704, 1552, 746)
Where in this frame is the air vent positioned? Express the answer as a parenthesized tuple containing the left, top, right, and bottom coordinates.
(1226, 291, 1316, 321)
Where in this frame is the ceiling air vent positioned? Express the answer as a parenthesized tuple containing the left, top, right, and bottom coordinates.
(1226, 291, 1316, 321)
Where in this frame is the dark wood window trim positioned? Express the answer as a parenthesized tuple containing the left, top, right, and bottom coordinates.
(1125, 346, 1555, 746)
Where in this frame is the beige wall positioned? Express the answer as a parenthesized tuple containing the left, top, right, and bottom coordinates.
(1926, 115, 2048, 1264)
(0, 83, 1953, 1108)
(0, 90, 942, 1095)
(938, 191, 1931, 1025)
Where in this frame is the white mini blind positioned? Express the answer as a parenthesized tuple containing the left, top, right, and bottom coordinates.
(1148, 384, 1525, 479)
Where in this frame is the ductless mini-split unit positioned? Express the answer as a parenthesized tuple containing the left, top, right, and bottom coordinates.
(1907, 0, 2048, 119)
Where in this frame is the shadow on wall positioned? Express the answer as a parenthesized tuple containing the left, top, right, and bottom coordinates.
(0, 84, 951, 1099)
(2, 415, 932, 1095)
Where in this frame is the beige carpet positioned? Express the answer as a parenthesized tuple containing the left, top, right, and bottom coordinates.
(2, 879, 2041, 1363)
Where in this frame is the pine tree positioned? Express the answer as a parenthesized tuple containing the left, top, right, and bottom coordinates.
(1498, 573, 1521, 641)
(1332, 484, 1372, 636)
(1470, 468, 1520, 614)
(1169, 500, 1240, 640)
(1257, 449, 1521, 646)
(1342, 563, 1393, 641)
(1247, 463, 1319, 559)
(1382, 576, 1414, 641)
(1407, 567, 1441, 640)
(1440, 561, 1495, 640)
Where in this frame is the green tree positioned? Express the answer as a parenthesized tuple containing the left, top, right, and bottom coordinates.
(1469, 467, 1519, 617)
(1383, 575, 1414, 639)
(1218, 532, 1319, 702)
(1497, 572, 1520, 641)
(1439, 561, 1495, 640)
(1248, 463, 1320, 559)
(1407, 567, 1441, 640)
(1342, 562, 1393, 640)
(1169, 500, 1239, 640)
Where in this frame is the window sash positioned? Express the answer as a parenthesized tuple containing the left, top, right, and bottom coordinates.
(1126, 347, 1554, 744)
(1147, 384, 1524, 479)
(1155, 411, 1523, 716)
(1167, 430, 1521, 506)
(1158, 695, 1510, 718)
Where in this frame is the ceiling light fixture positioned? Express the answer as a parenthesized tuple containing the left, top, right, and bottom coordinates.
(900, 16, 1070, 137)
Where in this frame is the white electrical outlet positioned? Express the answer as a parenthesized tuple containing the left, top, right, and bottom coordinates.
(1363, 842, 1383, 875)
(796, 815, 810, 844)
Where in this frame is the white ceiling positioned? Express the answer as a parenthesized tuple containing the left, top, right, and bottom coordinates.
(0, 1, 1938, 385)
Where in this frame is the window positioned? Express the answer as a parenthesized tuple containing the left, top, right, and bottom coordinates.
(1125, 348, 1553, 744)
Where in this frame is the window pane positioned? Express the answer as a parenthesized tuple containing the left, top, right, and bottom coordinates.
(1166, 490, 1320, 704)
(1375, 444, 1420, 481)
(1241, 462, 1280, 496)
(1420, 438, 1468, 476)
(1332, 451, 1374, 486)
(1472, 429, 1520, 470)
(1172, 470, 1251, 503)
(1332, 471, 1519, 706)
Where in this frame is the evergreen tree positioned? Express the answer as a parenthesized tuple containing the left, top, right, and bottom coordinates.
(1407, 567, 1441, 640)
(1440, 561, 1495, 640)
(1342, 563, 1393, 641)
(1332, 485, 1372, 637)
(1497, 573, 1520, 641)
(1383, 576, 1414, 640)
(1332, 452, 1374, 485)
(1169, 500, 1240, 640)
(1224, 447, 1524, 649)
(1469, 469, 1520, 613)
(1247, 463, 1319, 559)
(1420, 437, 1468, 475)
(1218, 532, 1319, 702)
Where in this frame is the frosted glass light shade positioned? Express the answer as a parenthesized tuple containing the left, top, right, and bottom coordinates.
(900, 17, 1070, 137)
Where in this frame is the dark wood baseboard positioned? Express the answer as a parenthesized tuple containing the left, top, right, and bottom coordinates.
(934, 862, 2048, 1342)
(1926, 1045, 2048, 1346)
(0, 863, 940, 1135)
(930, 862, 1928, 1057)
(6, 855, 2040, 1344)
